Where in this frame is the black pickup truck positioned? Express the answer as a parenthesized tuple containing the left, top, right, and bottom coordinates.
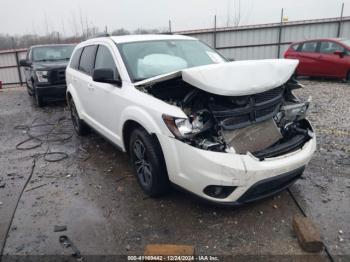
(20, 44, 75, 106)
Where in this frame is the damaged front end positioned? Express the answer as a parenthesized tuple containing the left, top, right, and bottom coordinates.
(137, 60, 314, 160)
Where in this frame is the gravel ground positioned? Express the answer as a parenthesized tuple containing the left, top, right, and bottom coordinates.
(292, 79, 350, 258)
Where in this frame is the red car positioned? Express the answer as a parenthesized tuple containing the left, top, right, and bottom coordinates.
(284, 38, 350, 81)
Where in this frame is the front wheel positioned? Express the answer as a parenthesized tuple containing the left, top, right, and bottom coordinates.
(347, 71, 350, 83)
(35, 89, 44, 107)
(129, 128, 170, 196)
(26, 82, 34, 96)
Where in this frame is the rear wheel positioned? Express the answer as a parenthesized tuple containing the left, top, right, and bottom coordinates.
(129, 128, 170, 196)
(68, 97, 90, 136)
(347, 71, 350, 83)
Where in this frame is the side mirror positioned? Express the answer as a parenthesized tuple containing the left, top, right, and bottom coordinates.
(334, 50, 345, 58)
(19, 59, 31, 67)
(92, 68, 122, 86)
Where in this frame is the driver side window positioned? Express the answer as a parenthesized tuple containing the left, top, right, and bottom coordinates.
(95, 45, 119, 79)
(319, 41, 344, 54)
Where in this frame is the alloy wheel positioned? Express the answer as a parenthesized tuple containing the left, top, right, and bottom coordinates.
(133, 139, 152, 188)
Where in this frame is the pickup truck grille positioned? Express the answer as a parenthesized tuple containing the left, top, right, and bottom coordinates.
(209, 87, 284, 130)
(49, 69, 66, 84)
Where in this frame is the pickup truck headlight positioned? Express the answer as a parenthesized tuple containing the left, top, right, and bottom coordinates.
(35, 71, 49, 83)
(162, 114, 201, 139)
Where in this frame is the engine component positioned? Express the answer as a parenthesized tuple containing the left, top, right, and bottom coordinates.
(222, 119, 282, 154)
(253, 119, 313, 160)
(144, 75, 312, 158)
(276, 98, 311, 126)
(198, 139, 222, 150)
(209, 87, 284, 130)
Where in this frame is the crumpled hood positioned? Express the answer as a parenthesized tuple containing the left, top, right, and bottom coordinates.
(135, 59, 299, 96)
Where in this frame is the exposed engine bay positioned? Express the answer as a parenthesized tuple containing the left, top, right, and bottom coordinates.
(138, 76, 313, 160)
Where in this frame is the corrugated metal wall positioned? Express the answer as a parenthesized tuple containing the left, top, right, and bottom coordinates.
(0, 50, 27, 86)
(1, 17, 350, 85)
(178, 17, 350, 61)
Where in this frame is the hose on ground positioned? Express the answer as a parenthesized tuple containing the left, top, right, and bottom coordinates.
(14, 116, 73, 162)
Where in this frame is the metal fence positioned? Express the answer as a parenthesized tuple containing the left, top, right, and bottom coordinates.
(177, 16, 350, 61)
(0, 49, 27, 86)
(1, 14, 350, 86)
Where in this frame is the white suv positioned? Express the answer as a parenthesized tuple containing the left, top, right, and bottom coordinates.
(66, 34, 316, 205)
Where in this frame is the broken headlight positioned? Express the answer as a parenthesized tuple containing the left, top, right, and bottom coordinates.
(162, 114, 203, 139)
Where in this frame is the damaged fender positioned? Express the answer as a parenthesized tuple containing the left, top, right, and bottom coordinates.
(118, 105, 185, 151)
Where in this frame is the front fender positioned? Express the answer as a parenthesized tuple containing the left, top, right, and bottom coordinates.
(118, 106, 165, 150)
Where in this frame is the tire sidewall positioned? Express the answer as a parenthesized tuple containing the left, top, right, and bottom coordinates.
(129, 128, 169, 196)
(69, 98, 82, 134)
(35, 87, 43, 107)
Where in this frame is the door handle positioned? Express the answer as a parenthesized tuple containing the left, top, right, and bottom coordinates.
(88, 83, 94, 91)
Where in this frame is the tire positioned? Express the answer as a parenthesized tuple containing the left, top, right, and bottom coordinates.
(26, 82, 34, 96)
(347, 71, 350, 83)
(68, 97, 90, 136)
(129, 128, 170, 196)
(35, 89, 44, 107)
(292, 71, 298, 80)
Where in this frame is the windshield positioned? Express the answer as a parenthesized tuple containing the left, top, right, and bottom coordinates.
(32, 45, 75, 62)
(117, 40, 227, 82)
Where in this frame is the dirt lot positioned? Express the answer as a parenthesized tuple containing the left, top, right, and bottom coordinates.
(0, 80, 349, 261)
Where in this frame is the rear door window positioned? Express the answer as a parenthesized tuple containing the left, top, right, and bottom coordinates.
(70, 48, 83, 69)
(79, 45, 97, 75)
(300, 42, 318, 53)
(319, 41, 345, 54)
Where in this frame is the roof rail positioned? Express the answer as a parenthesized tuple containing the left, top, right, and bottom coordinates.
(89, 33, 110, 39)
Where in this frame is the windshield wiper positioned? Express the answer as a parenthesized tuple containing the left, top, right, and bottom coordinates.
(57, 58, 71, 60)
(34, 59, 50, 62)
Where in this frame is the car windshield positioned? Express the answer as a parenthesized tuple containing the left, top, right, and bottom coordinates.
(117, 40, 227, 82)
(32, 45, 75, 62)
(340, 39, 350, 48)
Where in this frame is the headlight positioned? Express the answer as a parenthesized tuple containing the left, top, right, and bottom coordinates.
(35, 71, 49, 83)
(162, 114, 202, 139)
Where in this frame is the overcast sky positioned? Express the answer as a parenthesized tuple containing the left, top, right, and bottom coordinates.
(1, 0, 349, 36)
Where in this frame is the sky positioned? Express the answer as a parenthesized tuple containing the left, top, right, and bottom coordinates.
(1, 0, 349, 36)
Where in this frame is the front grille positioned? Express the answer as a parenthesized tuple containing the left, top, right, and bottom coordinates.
(255, 87, 284, 103)
(209, 87, 284, 130)
(49, 69, 66, 84)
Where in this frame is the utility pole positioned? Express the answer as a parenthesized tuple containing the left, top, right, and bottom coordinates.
(277, 8, 284, 58)
(168, 20, 172, 34)
(337, 3, 345, 37)
(11, 37, 16, 50)
(214, 15, 217, 49)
